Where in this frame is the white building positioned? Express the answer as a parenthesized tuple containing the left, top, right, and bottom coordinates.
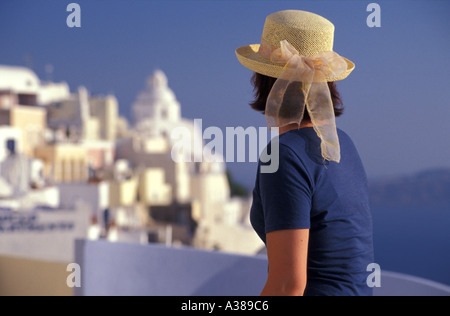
(132, 70, 204, 163)
(0, 65, 40, 108)
(124, 70, 206, 203)
(133, 70, 181, 126)
(0, 65, 69, 108)
(125, 70, 262, 254)
(59, 181, 110, 215)
(0, 66, 101, 263)
(47, 86, 100, 142)
(39, 82, 71, 106)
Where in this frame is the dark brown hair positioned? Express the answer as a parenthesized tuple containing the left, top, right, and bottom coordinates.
(250, 72, 344, 122)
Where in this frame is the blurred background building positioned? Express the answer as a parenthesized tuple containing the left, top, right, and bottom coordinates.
(0, 64, 262, 276)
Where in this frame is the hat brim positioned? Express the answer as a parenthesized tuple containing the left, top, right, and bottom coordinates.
(236, 44, 355, 81)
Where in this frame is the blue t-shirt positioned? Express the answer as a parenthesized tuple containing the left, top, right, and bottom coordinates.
(250, 128, 374, 296)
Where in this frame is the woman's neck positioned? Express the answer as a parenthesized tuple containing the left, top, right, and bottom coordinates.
(279, 121, 313, 135)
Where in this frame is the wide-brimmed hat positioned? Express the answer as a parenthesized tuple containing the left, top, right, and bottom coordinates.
(236, 10, 354, 81)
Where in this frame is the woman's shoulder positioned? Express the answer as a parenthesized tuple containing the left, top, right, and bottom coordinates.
(275, 127, 362, 166)
(277, 128, 323, 164)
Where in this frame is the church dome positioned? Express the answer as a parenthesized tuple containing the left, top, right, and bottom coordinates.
(132, 70, 181, 125)
(144, 70, 177, 103)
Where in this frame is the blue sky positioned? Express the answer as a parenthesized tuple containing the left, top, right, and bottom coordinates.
(1, 0, 449, 187)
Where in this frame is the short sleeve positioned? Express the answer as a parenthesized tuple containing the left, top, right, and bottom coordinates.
(258, 144, 312, 233)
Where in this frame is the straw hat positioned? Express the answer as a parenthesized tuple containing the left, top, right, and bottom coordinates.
(236, 10, 355, 81)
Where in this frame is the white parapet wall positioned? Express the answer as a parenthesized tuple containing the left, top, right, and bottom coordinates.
(74, 240, 450, 296)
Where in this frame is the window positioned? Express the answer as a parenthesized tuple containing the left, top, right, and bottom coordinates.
(6, 139, 15, 155)
(18, 93, 37, 106)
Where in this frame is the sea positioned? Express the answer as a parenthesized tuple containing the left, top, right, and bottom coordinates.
(372, 205, 450, 286)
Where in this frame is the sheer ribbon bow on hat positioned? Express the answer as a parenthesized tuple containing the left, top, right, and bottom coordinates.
(265, 40, 348, 163)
